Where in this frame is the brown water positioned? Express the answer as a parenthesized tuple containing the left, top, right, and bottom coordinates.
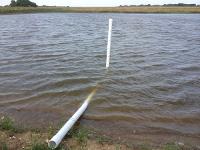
(0, 13, 200, 139)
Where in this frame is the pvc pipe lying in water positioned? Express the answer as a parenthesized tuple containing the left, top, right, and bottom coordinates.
(48, 88, 97, 149)
(48, 18, 112, 149)
(106, 18, 113, 69)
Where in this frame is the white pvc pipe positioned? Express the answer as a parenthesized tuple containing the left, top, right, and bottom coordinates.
(48, 89, 97, 149)
(48, 19, 111, 149)
(106, 18, 113, 69)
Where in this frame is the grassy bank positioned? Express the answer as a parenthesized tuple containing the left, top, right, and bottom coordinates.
(0, 116, 130, 150)
(0, 116, 199, 150)
(0, 6, 200, 14)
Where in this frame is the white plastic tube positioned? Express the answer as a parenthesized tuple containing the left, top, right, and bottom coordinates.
(106, 18, 113, 69)
(48, 88, 97, 149)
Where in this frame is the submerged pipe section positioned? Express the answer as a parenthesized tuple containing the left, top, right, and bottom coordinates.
(48, 88, 97, 149)
(106, 18, 113, 69)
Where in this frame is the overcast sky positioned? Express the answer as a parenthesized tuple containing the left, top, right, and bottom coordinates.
(0, 0, 199, 6)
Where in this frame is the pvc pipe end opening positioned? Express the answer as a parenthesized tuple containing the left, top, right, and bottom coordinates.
(48, 141, 57, 149)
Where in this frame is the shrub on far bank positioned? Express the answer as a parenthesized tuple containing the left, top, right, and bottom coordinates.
(10, 0, 37, 7)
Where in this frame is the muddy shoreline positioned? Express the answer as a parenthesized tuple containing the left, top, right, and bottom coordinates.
(1, 108, 200, 149)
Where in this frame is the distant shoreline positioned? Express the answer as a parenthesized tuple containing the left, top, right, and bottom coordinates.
(0, 6, 200, 14)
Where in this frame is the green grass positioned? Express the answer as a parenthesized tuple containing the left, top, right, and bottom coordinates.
(0, 142, 8, 150)
(47, 126, 55, 139)
(115, 144, 122, 150)
(0, 116, 15, 131)
(76, 128, 88, 143)
(163, 143, 181, 150)
(139, 144, 151, 150)
(70, 127, 89, 143)
(31, 143, 50, 150)
(0, 6, 200, 14)
(0, 116, 25, 133)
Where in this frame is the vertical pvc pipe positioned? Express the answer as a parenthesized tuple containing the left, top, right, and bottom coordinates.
(106, 18, 113, 69)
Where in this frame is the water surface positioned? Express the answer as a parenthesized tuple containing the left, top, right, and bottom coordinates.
(0, 13, 200, 139)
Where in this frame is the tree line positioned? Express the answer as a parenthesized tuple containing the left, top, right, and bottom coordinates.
(10, 0, 37, 7)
